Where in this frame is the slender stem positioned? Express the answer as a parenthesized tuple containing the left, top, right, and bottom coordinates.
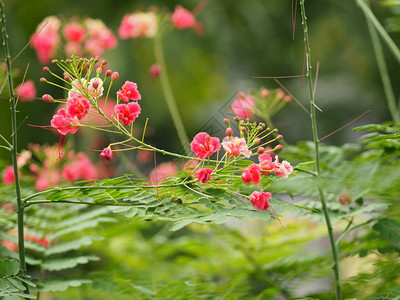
(0, 0, 29, 294)
(365, 14, 400, 122)
(153, 33, 191, 155)
(356, 0, 400, 65)
(299, 1, 342, 299)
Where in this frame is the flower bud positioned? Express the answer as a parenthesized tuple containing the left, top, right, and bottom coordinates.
(277, 134, 283, 140)
(275, 144, 283, 151)
(226, 127, 233, 137)
(43, 66, 49, 72)
(241, 127, 246, 133)
(111, 72, 119, 82)
(106, 70, 112, 77)
(51, 59, 59, 63)
(254, 138, 260, 144)
(233, 116, 240, 122)
(40, 77, 46, 83)
(257, 147, 265, 154)
(261, 88, 269, 99)
(64, 74, 70, 82)
(224, 118, 230, 126)
(42, 94, 54, 103)
(91, 81, 99, 89)
(101, 59, 108, 66)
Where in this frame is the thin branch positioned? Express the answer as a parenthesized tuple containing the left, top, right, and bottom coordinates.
(14, 63, 30, 108)
(319, 109, 372, 142)
(313, 61, 319, 98)
(12, 21, 49, 62)
(274, 78, 310, 115)
(253, 74, 306, 79)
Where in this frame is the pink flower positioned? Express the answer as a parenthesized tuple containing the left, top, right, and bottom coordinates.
(68, 78, 88, 98)
(63, 22, 86, 42)
(2, 166, 20, 185)
(31, 16, 61, 64)
(67, 95, 90, 120)
(273, 158, 293, 179)
(100, 147, 113, 161)
(35, 169, 61, 191)
(249, 189, 271, 211)
(114, 102, 141, 126)
(149, 64, 161, 78)
(221, 136, 251, 158)
(149, 162, 178, 185)
(190, 132, 221, 159)
(231, 92, 255, 120)
(15, 80, 37, 102)
(50, 108, 79, 135)
(117, 81, 141, 103)
(118, 12, 158, 39)
(84, 18, 118, 56)
(195, 168, 213, 183)
(65, 41, 83, 56)
(171, 5, 196, 29)
(241, 164, 261, 185)
(258, 153, 275, 175)
(137, 149, 152, 164)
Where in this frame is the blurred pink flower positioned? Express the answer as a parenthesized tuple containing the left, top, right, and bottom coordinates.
(231, 92, 255, 120)
(63, 22, 86, 42)
(149, 161, 178, 185)
(15, 80, 37, 102)
(2, 166, 20, 185)
(171, 5, 196, 29)
(119, 12, 158, 39)
(31, 16, 61, 64)
(190, 132, 221, 159)
(149, 64, 161, 78)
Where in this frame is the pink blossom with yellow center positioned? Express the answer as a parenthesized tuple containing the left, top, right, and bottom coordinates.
(221, 136, 251, 158)
(67, 95, 90, 120)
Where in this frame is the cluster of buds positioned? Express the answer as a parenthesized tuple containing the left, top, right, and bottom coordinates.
(31, 16, 117, 64)
(231, 87, 292, 121)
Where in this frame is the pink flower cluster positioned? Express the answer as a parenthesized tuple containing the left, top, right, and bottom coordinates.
(119, 11, 158, 39)
(31, 16, 117, 64)
(231, 88, 292, 120)
(241, 152, 293, 186)
(171, 6, 197, 30)
(114, 81, 142, 126)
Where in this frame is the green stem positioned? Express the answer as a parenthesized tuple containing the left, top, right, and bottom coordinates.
(365, 13, 400, 122)
(0, 1, 29, 294)
(153, 33, 191, 155)
(356, 0, 400, 65)
(300, 1, 342, 299)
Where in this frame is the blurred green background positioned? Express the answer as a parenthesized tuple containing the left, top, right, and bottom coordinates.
(0, 0, 398, 161)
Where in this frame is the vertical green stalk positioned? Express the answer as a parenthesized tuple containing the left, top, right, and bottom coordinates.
(299, 1, 342, 299)
(365, 10, 400, 122)
(0, 0, 29, 294)
(154, 33, 191, 155)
